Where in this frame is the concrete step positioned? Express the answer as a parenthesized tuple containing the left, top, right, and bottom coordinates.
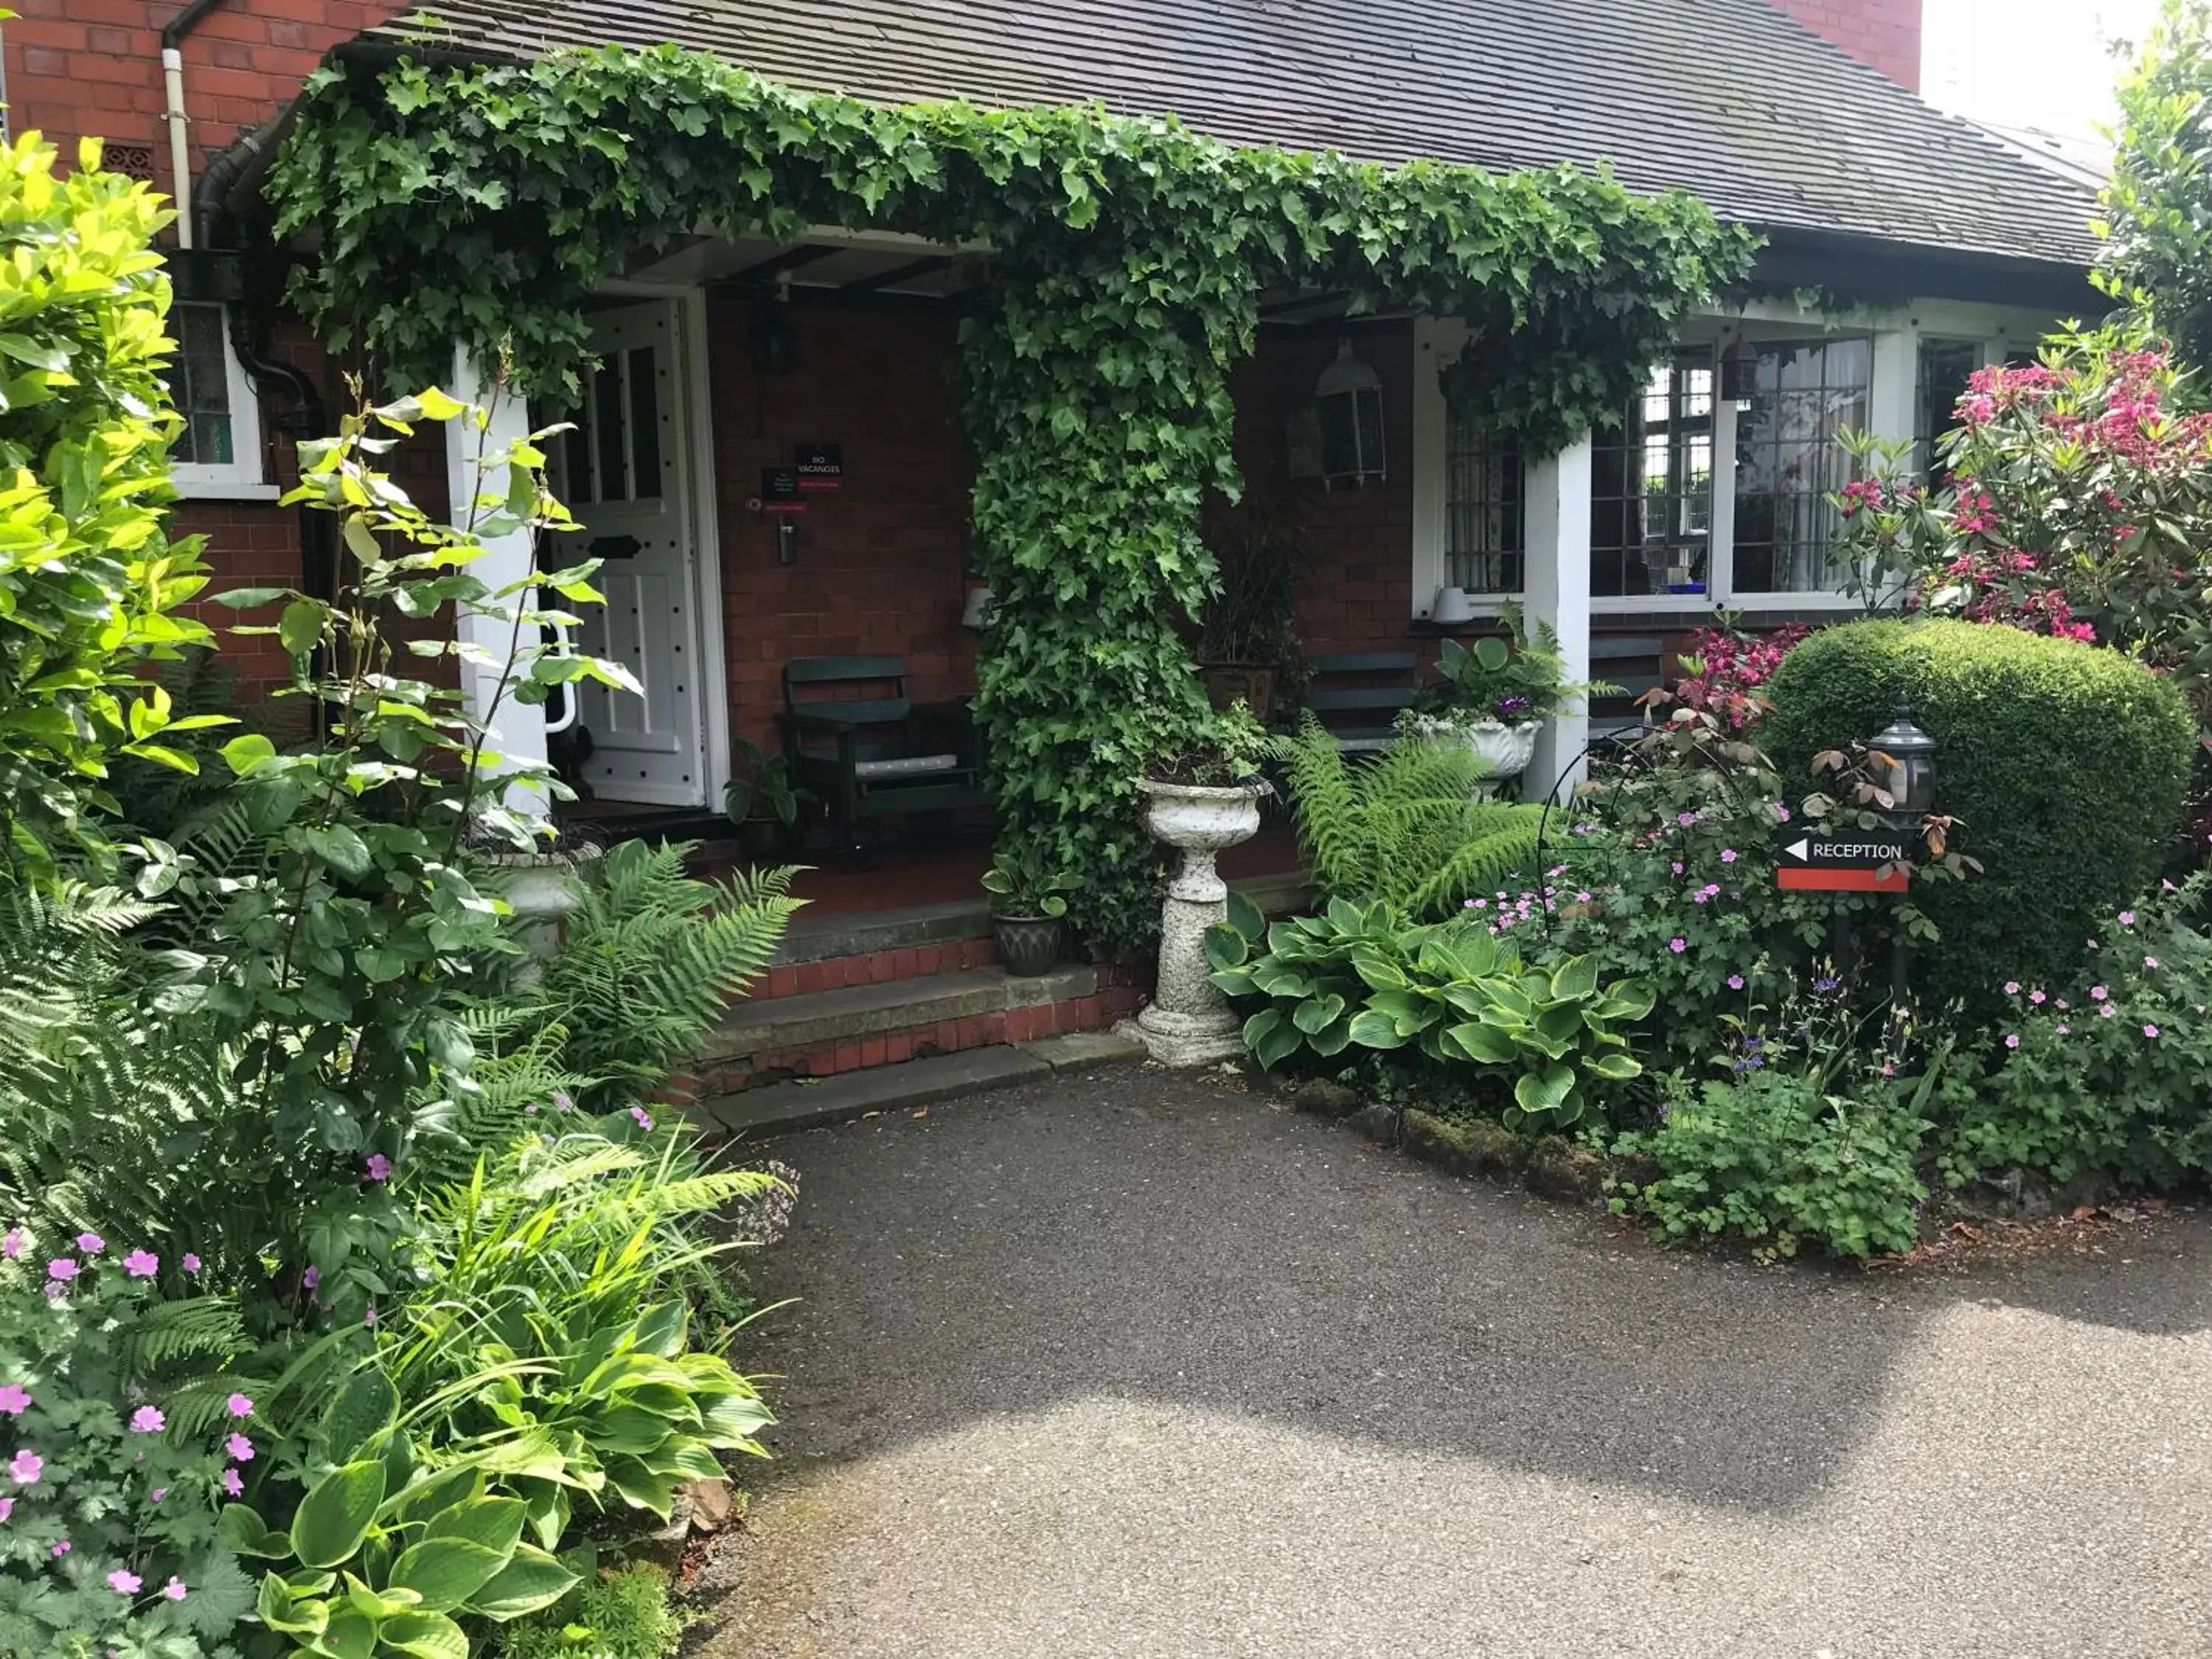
(700, 964, 1099, 1065)
(701, 1030, 1145, 1138)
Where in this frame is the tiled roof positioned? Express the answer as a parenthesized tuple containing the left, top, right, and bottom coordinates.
(367, 0, 2100, 271)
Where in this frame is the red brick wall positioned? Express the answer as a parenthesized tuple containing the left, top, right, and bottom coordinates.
(706, 293, 978, 748)
(1769, 0, 1921, 88)
(6, 0, 405, 198)
(1226, 323, 1421, 661)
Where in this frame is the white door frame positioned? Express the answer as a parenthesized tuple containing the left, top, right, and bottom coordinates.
(588, 279, 731, 811)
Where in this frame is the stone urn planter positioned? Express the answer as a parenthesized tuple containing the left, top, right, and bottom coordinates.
(1119, 778, 1266, 1067)
(1412, 714, 1541, 798)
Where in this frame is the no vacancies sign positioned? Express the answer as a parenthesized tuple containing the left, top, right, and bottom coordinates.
(1775, 830, 1910, 894)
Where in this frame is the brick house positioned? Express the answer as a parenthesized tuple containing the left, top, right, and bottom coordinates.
(4, 0, 2096, 815)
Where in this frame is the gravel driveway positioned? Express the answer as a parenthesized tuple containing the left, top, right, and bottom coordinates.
(697, 1069, 2212, 1658)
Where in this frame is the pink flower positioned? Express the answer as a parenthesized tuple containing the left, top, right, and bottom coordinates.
(0, 1496, 11, 1523)
(225, 1393, 253, 1421)
(2145, 1023, 2160, 1038)
(220, 1467, 243, 1498)
(122, 1250, 158, 1279)
(1, 1230, 20, 1260)
(1720, 849, 1738, 863)
(149, 1488, 164, 1503)
(2003, 981, 2020, 995)
(75, 1234, 102, 1255)
(226, 1433, 253, 1462)
(364, 1307, 378, 1328)
(364, 1154, 392, 1183)
(128, 1407, 164, 1435)
(630, 1107, 654, 1132)
(45, 1259, 76, 1283)
(181, 1254, 201, 1274)
(1669, 937, 1687, 954)
(2101, 1004, 2118, 1019)
(2056, 998, 2069, 1010)
(1727, 974, 1745, 990)
(300, 1267, 319, 1291)
(49, 1540, 67, 1557)
(162, 1577, 187, 1601)
(0, 1385, 29, 1416)
(1670, 861, 1684, 874)
(2091, 985, 2109, 1001)
(10, 1450, 41, 1484)
(2056, 1023, 2070, 1034)
(107, 1570, 140, 1596)
(2005, 1034, 2020, 1050)
(2028, 990, 2045, 1005)
(2144, 956, 2160, 970)
(1676, 811, 1696, 827)
(2119, 910, 2137, 927)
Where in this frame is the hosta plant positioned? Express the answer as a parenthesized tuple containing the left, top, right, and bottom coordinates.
(1207, 894, 1653, 1127)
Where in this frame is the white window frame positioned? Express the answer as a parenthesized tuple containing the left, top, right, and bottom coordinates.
(1409, 297, 2055, 621)
(168, 302, 278, 501)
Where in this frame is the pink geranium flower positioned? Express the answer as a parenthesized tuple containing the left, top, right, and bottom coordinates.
(226, 1433, 253, 1462)
(75, 1234, 102, 1254)
(128, 1407, 164, 1435)
(220, 1467, 243, 1498)
(364, 1154, 392, 1183)
(1668, 937, 1687, 954)
(122, 1250, 158, 1279)
(45, 1259, 75, 1283)
(107, 1571, 140, 1596)
(0, 1385, 29, 1416)
(226, 1393, 253, 1420)
(163, 1577, 187, 1601)
(9, 1450, 41, 1484)
(181, 1253, 201, 1273)
(2004, 1034, 2020, 1050)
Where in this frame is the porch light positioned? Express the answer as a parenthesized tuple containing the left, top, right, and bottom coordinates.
(1870, 704, 1938, 817)
(1720, 335, 1760, 408)
(1314, 338, 1385, 486)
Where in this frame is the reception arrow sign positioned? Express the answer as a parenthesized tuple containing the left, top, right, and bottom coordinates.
(1775, 830, 1910, 893)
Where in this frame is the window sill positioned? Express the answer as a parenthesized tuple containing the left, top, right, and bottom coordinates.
(171, 479, 282, 503)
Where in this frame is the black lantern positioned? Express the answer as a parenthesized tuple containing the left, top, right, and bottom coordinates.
(1870, 704, 1938, 816)
(1720, 335, 1760, 407)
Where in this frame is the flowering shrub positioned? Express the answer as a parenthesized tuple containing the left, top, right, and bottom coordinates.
(1662, 620, 1809, 731)
(1942, 875, 2212, 1190)
(1831, 327, 2212, 741)
(0, 1230, 257, 1657)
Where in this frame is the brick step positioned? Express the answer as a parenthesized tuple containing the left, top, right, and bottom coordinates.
(754, 900, 996, 1001)
(695, 964, 1145, 1095)
(700, 1032, 1145, 1140)
(749, 869, 1310, 1004)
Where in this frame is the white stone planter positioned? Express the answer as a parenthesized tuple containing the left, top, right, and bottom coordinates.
(479, 846, 593, 957)
(1411, 715, 1541, 798)
(1119, 779, 1265, 1067)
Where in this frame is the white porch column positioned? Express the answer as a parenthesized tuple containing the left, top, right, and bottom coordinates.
(445, 347, 549, 818)
(1868, 325, 1919, 453)
(1523, 434, 1593, 804)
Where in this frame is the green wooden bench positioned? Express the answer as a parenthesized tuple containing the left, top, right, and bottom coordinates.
(778, 655, 988, 864)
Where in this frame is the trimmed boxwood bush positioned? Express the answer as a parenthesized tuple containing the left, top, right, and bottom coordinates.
(1762, 619, 2193, 1009)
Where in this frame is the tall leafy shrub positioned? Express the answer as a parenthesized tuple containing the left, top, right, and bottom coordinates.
(1762, 619, 2194, 1006)
(0, 135, 222, 875)
(2105, 0, 2212, 382)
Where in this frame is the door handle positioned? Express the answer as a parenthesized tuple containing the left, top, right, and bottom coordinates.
(590, 534, 643, 560)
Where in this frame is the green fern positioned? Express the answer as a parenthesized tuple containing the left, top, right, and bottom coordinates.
(1271, 716, 1544, 919)
(510, 841, 803, 1110)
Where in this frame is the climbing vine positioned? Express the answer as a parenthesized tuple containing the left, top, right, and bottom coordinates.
(267, 45, 1758, 949)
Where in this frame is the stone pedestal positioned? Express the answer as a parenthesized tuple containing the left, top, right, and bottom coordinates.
(1119, 779, 1264, 1067)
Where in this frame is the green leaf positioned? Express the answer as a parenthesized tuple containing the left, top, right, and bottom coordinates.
(257, 1573, 330, 1637)
(1346, 1007, 1409, 1049)
(291, 1459, 387, 1570)
(467, 1543, 582, 1621)
(310, 1606, 377, 1659)
(321, 1366, 400, 1462)
(388, 1537, 509, 1613)
(278, 597, 329, 656)
(304, 823, 372, 880)
(422, 1495, 526, 1559)
(218, 1503, 292, 1559)
(377, 1610, 470, 1659)
(1583, 1050, 1643, 1081)
(342, 1573, 423, 1620)
(1548, 954, 1600, 1003)
(1513, 1063, 1576, 1119)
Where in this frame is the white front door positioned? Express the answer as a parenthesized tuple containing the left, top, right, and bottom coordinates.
(549, 301, 707, 807)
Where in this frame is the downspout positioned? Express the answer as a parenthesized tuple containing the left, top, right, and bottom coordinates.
(160, 0, 234, 249)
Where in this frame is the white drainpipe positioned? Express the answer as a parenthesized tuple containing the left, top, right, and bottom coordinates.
(161, 46, 193, 248)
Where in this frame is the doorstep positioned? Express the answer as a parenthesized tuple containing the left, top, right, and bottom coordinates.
(700, 1029, 1147, 1138)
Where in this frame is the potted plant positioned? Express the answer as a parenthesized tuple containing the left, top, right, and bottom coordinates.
(722, 737, 811, 859)
(1122, 700, 1274, 1066)
(1411, 601, 1613, 790)
(980, 843, 1080, 976)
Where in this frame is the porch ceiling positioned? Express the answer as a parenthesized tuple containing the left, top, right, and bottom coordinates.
(621, 232, 981, 299)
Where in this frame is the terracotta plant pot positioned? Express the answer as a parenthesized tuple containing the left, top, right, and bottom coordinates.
(992, 914, 1065, 978)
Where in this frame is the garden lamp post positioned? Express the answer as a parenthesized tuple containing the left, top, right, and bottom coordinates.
(1869, 704, 1938, 1004)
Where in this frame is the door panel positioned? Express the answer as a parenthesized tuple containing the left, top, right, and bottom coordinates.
(549, 302, 705, 805)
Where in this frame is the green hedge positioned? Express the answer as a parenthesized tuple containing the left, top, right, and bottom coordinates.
(1762, 619, 2194, 1008)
